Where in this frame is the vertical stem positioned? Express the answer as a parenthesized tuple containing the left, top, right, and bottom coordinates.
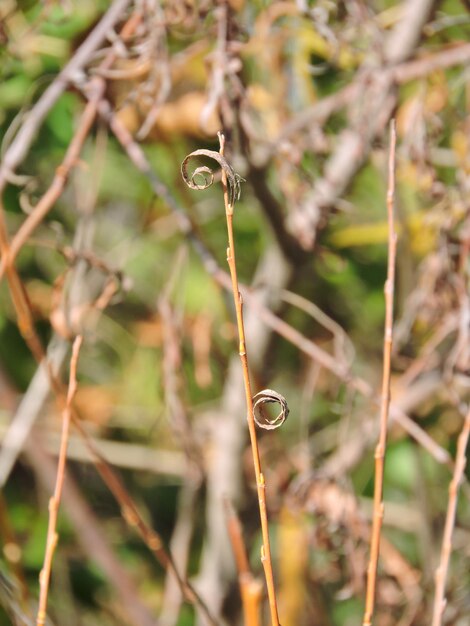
(363, 121, 397, 626)
(224, 498, 262, 626)
(36, 335, 83, 626)
(218, 133, 280, 626)
(431, 407, 470, 626)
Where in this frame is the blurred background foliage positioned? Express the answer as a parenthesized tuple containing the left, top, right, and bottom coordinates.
(0, 1, 470, 625)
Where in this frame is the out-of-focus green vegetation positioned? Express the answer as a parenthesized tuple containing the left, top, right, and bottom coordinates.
(0, 1, 470, 626)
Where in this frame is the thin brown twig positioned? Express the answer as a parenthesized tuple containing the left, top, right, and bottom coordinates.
(158, 294, 201, 475)
(0, 326, 217, 624)
(218, 132, 280, 626)
(158, 253, 205, 625)
(363, 120, 397, 626)
(223, 499, 262, 626)
(223, 499, 250, 577)
(392, 42, 470, 84)
(0, 93, 220, 626)
(36, 334, 83, 626)
(136, 3, 172, 140)
(431, 406, 470, 626)
(267, 41, 470, 164)
(0, 281, 218, 622)
(237, 285, 451, 468)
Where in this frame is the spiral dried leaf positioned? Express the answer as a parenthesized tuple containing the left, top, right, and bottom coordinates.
(252, 389, 289, 431)
(181, 148, 244, 207)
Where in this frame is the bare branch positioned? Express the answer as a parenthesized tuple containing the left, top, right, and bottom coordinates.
(36, 335, 83, 626)
(362, 121, 397, 626)
(431, 408, 470, 626)
(182, 132, 282, 626)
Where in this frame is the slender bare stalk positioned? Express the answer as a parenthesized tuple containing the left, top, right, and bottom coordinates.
(218, 132, 280, 626)
(431, 406, 470, 626)
(224, 498, 262, 626)
(362, 120, 397, 626)
(36, 335, 83, 626)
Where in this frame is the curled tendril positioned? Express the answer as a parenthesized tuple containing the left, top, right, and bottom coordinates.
(252, 389, 289, 431)
(181, 148, 244, 207)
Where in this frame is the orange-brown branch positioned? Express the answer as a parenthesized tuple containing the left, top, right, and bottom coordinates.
(431, 407, 470, 626)
(219, 132, 280, 626)
(224, 499, 262, 626)
(363, 120, 397, 626)
(36, 335, 83, 626)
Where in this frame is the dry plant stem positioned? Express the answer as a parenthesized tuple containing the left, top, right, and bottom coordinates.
(431, 407, 470, 626)
(219, 133, 280, 626)
(240, 579, 263, 626)
(36, 335, 83, 626)
(0, 253, 215, 624)
(0, 333, 216, 622)
(0, 56, 215, 626)
(224, 499, 262, 626)
(363, 121, 397, 626)
(272, 42, 470, 162)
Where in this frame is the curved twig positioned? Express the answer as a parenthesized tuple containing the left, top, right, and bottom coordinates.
(252, 390, 289, 431)
(181, 148, 244, 208)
